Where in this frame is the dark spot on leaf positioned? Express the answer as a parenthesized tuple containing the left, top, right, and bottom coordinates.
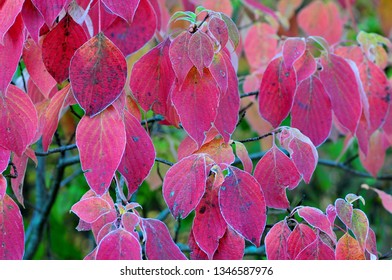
(132, 136, 139, 142)
(199, 206, 206, 214)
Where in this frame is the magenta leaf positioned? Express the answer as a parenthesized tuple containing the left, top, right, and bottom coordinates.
(117, 110, 156, 197)
(362, 185, 392, 214)
(21, 0, 45, 44)
(297, 206, 336, 243)
(0, 175, 6, 199)
(295, 236, 335, 260)
(10, 152, 30, 206)
(71, 197, 112, 223)
(42, 14, 88, 83)
(91, 211, 117, 241)
(163, 154, 208, 218)
(0, 0, 24, 44)
(319, 54, 362, 134)
(366, 228, 378, 259)
(104, 0, 156, 57)
(213, 227, 245, 260)
(31, 0, 68, 26)
(70, 33, 127, 117)
(130, 38, 175, 115)
(351, 209, 369, 251)
(188, 30, 214, 75)
(209, 53, 228, 94)
(208, 16, 229, 48)
(287, 224, 317, 259)
(233, 141, 253, 173)
(76, 106, 126, 195)
(219, 166, 266, 246)
(193, 177, 227, 259)
(335, 198, 353, 228)
(0, 148, 11, 173)
(259, 57, 297, 128)
(121, 212, 140, 237)
(294, 50, 317, 83)
(96, 228, 142, 260)
(172, 67, 220, 147)
(0, 85, 38, 156)
(0, 194, 24, 259)
(283, 37, 306, 68)
(291, 76, 332, 146)
(169, 31, 193, 85)
(102, 0, 140, 23)
(254, 146, 301, 209)
(141, 218, 187, 260)
(335, 233, 365, 260)
(265, 220, 291, 260)
(188, 230, 208, 260)
(326, 204, 337, 225)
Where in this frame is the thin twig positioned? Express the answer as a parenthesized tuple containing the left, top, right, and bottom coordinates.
(155, 157, 174, 167)
(35, 144, 77, 157)
(240, 91, 258, 99)
(237, 128, 281, 143)
(4, 161, 18, 179)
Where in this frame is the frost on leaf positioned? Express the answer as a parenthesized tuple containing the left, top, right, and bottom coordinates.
(265, 220, 291, 260)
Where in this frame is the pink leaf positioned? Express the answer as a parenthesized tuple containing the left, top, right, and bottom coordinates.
(209, 52, 228, 94)
(243, 0, 278, 20)
(233, 141, 253, 173)
(196, 138, 235, 165)
(351, 209, 369, 251)
(104, 0, 156, 57)
(31, 0, 69, 27)
(102, 0, 140, 23)
(293, 50, 317, 83)
(359, 130, 387, 177)
(169, 31, 193, 86)
(42, 85, 72, 151)
(0, 148, 11, 173)
(295, 236, 335, 260)
(193, 177, 227, 259)
(23, 39, 57, 98)
(142, 218, 187, 260)
(202, 0, 233, 16)
(10, 152, 30, 206)
(91, 211, 117, 241)
(287, 224, 316, 259)
(297, 206, 336, 243)
(259, 57, 297, 128)
(291, 76, 332, 146)
(335, 233, 365, 260)
(0, 0, 24, 44)
(219, 166, 266, 246)
(22, 0, 45, 45)
(362, 185, 392, 214)
(71, 197, 112, 223)
(297, 0, 344, 44)
(130, 38, 175, 115)
(0, 85, 38, 156)
(163, 154, 208, 218)
(188, 30, 214, 75)
(172, 68, 220, 147)
(96, 228, 142, 260)
(76, 106, 126, 195)
(326, 204, 337, 225)
(117, 110, 156, 197)
(121, 212, 140, 238)
(0, 175, 6, 199)
(213, 227, 245, 260)
(0, 15, 24, 95)
(283, 37, 306, 68)
(335, 198, 353, 228)
(366, 228, 378, 259)
(319, 54, 362, 134)
(42, 14, 88, 83)
(70, 33, 127, 116)
(208, 16, 228, 48)
(254, 146, 301, 209)
(265, 220, 291, 260)
(0, 194, 24, 259)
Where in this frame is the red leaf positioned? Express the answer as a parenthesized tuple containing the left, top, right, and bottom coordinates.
(297, 0, 344, 44)
(0, 85, 38, 156)
(0, 194, 24, 259)
(362, 185, 392, 214)
(295, 236, 335, 260)
(130, 38, 175, 115)
(188, 30, 214, 75)
(142, 218, 187, 260)
(102, 0, 139, 23)
(0, 0, 24, 44)
(71, 197, 112, 223)
(283, 37, 306, 68)
(213, 227, 245, 260)
(265, 220, 291, 260)
(21, 0, 45, 44)
(287, 224, 317, 259)
(96, 228, 142, 260)
(117, 110, 156, 197)
(172, 68, 220, 147)
(335, 233, 365, 260)
(0, 148, 11, 173)
(31, 0, 69, 27)
(42, 14, 88, 83)
(351, 209, 369, 251)
(0, 175, 6, 199)
(193, 177, 227, 259)
(70, 33, 127, 116)
(319, 54, 362, 134)
(209, 52, 228, 94)
(259, 57, 297, 128)
(104, 0, 156, 56)
(169, 31, 193, 86)
(213, 53, 240, 143)
(297, 206, 336, 243)
(23, 39, 57, 98)
(291, 76, 332, 146)
(188, 229, 208, 260)
(0, 15, 24, 95)
(293, 50, 317, 83)
(254, 146, 301, 209)
(177, 129, 218, 160)
(335, 198, 353, 228)
(163, 154, 208, 218)
(244, 23, 278, 70)
(121, 212, 140, 238)
(219, 166, 266, 246)
(76, 106, 126, 195)
(279, 127, 319, 183)
(233, 141, 253, 173)
(42, 85, 71, 152)
(208, 16, 229, 48)
(91, 211, 117, 241)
